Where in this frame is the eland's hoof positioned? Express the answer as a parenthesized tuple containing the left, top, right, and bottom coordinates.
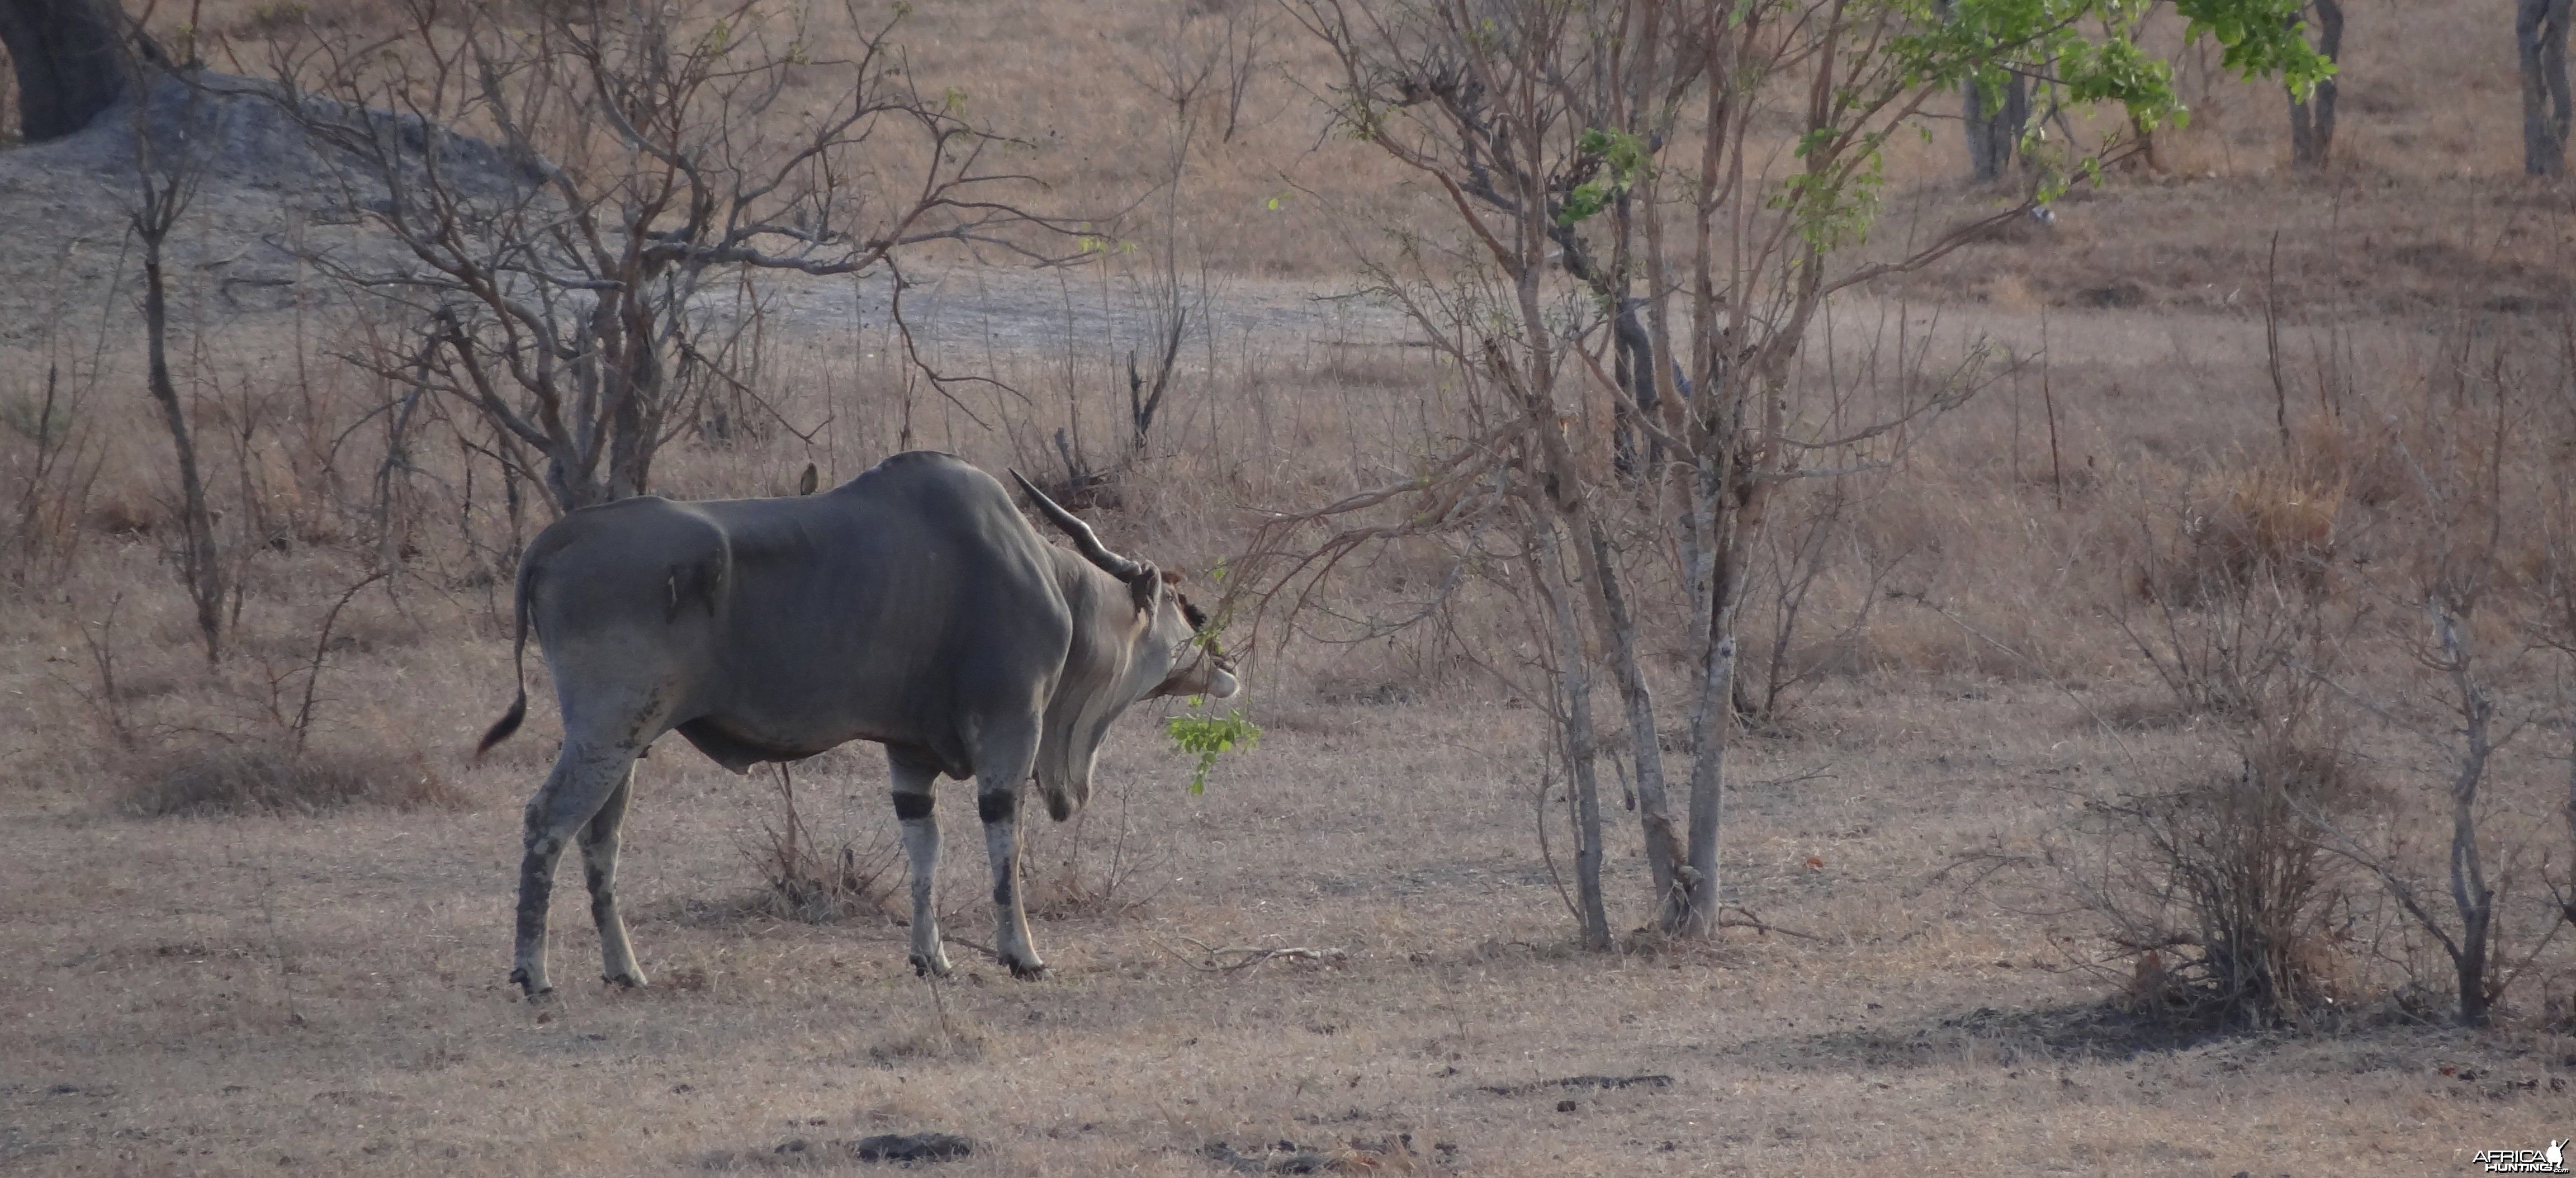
(1006, 958, 1048, 981)
(510, 967, 553, 1000)
(910, 953, 953, 980)
(602, 969, 647, 990)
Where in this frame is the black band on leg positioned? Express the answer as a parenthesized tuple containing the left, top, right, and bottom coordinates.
(893, 792, 935, 821)
(978, 789, 1016, 824)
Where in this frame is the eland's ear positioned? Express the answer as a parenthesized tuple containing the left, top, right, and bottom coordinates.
(1128, 562, 1162, 612)
(1161, 569, 1182, 585)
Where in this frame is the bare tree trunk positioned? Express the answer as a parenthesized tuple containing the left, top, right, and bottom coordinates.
(2287, 1, 2343, 169)
(1674, 477, 1748, 937)
(1575, 515, 1685, 916)
(2522, 0, 2574, 177)
(1934, 0, 2028, 183)
(2435, 605, 2499, 1024)
(1527, 507, 1612, 948)
(138, 177, 222, 665)
(1966, 70, 2028, 182)
(0, 0, 125, 141)
(1609, 297, 1655, 479)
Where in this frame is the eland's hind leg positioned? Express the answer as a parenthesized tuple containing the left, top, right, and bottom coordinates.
(578, 765, 645, 988)
(513, 743, 642, 997)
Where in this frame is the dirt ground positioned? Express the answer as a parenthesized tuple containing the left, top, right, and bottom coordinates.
(4, 674, 2572, 1176)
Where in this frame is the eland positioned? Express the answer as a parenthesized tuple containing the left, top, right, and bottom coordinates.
(475, 451, 1237, 995)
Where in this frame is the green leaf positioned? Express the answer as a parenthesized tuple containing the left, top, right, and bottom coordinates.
(1166, 710, 1263, 796)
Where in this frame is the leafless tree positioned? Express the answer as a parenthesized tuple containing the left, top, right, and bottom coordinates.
(1124, 0, 1276, 146)
(2299, 362, 2553, 1026)
(268, 0, 1077, 514)
(127, 44, 226, 664)
(1242, 0, 2045, 939)
(2308, 597, 2526, 1026)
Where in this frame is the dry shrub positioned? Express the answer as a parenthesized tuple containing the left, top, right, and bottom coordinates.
(2102, 732, 2362, 1025)
(2021, 485, 2370, 1029)
(751, 835, 900, 924)
(746, 767, 900, 924)
(2286, 409, 2412, 511)
(121, 741, 460, 817)
(1024, 814, 1168, 921)
(2135, 457, 2340, 606)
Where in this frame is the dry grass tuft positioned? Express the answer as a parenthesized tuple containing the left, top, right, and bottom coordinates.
(746, 829, 901, 925)
(866, 1018, 990, 1067)
(119, 741, 461, 817)
(2134, 457, 2342, 605)
(741, 762, 904, 923)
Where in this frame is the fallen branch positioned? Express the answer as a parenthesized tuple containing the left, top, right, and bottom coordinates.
(1714, 905, 1821, 941)
(1478, 1073, 1674, 1096)
(1161, 936, 1349, 976)
(1200, 1141, 1386, 1174)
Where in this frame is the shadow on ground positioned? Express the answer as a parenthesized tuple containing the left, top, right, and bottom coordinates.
(1733, 1001, 2240, 1071)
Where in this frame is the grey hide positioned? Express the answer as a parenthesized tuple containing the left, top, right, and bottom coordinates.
(475, 451, 1238, 995)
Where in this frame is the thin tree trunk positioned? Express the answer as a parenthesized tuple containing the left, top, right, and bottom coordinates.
(1680, 628, 1737, 935)
(2522, 0, 2574, 177)
(1663, 459, 1728, 935)
(2438, 604, 2498, 1024)
(140, 205, 222, 665)
(2455, 896, 2492, 1025)
(1527, 507, 1612, 948)
(2288, 1, 2343, 169)
(1575, 514, 1684, 914)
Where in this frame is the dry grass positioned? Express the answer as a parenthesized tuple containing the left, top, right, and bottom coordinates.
(121, 740, 462, 817)
(8, 0, 2576, 1172)
(3, 688, 2570, 1175)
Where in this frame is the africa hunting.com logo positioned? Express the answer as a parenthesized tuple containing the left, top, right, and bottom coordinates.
(2474, 1140, 2569, 1174)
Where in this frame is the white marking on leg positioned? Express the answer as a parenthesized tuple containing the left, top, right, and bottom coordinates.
(983, 808, 1039, 976)
(901, 812, 949, 976)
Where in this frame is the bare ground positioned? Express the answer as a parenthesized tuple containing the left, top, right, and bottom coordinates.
(3, 678, 2568, 1177)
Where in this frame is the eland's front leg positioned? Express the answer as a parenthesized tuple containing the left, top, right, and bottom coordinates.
(978, 782, 1043, 978)
(972, 721, 1045, 978)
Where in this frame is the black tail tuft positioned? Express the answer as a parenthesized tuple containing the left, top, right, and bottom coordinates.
(479, 558, 539, 762)
(476, 690, 527, 761)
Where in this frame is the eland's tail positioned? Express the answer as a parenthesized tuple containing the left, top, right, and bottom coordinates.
(474, 563, 537, 761)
